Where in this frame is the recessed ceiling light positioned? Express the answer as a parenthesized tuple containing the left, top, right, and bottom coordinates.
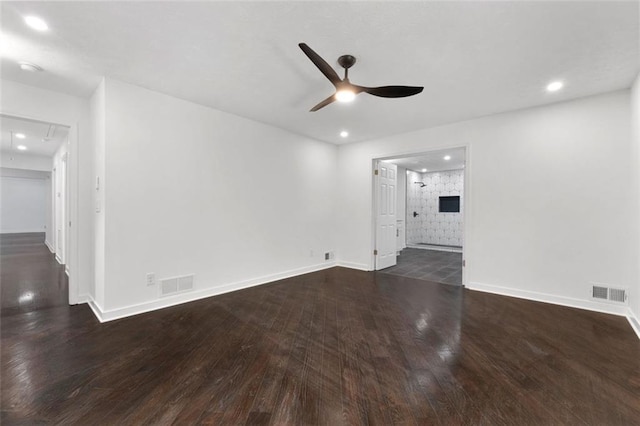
(340, 130, 349, 138)
(15, 133, 26, 139)
(444, 155, 451, 161)
(421, 168, 427, 173)
(18, 62, 43, 72)
(546, 81, 563, 92)
(17, 145, 27, 151)
(24, 16, 48, 32)
(335, 89, 356, 103)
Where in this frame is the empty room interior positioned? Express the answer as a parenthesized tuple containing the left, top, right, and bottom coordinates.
(1, 1, 639, 424)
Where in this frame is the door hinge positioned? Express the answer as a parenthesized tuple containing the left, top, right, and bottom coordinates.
(374, 249, 378, 255)
(374, 169, 379, 175)
(462, 259, 466, 267)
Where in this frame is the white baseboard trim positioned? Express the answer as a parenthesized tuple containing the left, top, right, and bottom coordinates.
(336, 261, 371, 271)
(85, 262, 337, 323)
(86, 298, 106, 323)
(76, 293, 91, 304)
(45, 240, 55, 253)
(627, 308, 640, 340)
(468, 281, 630, 317)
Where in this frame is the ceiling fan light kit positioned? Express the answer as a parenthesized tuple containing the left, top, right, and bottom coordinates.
(335, 89, 356, 103)
(298, 42, 423, 112)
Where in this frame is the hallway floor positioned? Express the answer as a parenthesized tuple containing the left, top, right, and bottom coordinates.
(0, 232, 68, 317)
(379, 248, 463, 286)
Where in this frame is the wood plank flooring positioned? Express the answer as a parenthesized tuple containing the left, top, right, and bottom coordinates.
(0, 233, 68, 316)
(1, 235, 639, 424)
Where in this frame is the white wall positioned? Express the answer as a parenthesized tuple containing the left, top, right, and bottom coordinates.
(98, 78, 337, 314)
(91, 79, 106, 308)
(0, 169, 48, 233)
(0, 79, 94, 303)
(0, 147, 68, 252)
(337, 91, 635, 315)
(0, 165, 54, 247)
(631, 73, 640, 327)
(1, 152, 52, 172)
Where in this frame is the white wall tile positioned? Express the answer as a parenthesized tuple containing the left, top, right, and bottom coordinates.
(406, 169, 464, 246)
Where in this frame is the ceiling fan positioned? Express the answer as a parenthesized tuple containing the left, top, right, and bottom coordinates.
(298, 42, 424, 112)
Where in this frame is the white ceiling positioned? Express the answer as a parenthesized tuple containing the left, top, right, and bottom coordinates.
(384, 148, 466, 173)
(0, 115, 69, 157)
(1, 1, 638, 145)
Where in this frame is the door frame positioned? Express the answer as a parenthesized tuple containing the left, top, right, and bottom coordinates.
(54, 152, 68, 266)
(52, 164, 57, 256)
(63, 151, 70, 274)
(371, 144, 470, 287)
(0, 112, 80, 304)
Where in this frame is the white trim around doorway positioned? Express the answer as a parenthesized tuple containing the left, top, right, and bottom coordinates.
(371, 144, 471, 287)
(0, 112, 81, 305)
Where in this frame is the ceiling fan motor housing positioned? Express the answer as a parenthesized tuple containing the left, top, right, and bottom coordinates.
(338, 54, 356, 69)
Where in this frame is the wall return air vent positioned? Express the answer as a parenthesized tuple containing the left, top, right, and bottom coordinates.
(591, 284, 628, 304)
(160, 274, 194, 297)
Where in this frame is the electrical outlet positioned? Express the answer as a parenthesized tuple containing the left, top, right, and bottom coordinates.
(146, 273, 156, 286)
(325, 251, 334, 261)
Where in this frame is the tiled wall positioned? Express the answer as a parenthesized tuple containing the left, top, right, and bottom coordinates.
(406, 170, 424, 245)
(406, 169, 464, 247)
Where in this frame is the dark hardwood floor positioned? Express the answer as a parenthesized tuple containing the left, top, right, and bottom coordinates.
(1, 233, 68, 316)
(1, 235, 639, 424)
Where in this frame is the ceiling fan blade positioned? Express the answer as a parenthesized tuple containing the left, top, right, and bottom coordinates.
(354, 85, 424, 98)
(299, 43, 341, 87)
(309, 94, 337, 112)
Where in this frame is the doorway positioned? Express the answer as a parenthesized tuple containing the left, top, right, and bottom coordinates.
(373, 147, 467, 286)
(0, 115, 72, 311)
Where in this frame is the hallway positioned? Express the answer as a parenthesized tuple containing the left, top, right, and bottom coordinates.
(1, 233, 68, 317)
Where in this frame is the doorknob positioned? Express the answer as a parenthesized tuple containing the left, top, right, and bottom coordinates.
(413, 211, 419, 217)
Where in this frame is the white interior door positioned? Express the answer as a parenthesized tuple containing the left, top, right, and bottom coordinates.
(375, 161, 397, 270)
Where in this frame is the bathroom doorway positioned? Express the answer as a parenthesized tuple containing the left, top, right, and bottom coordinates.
(374, 147, 466, 286)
